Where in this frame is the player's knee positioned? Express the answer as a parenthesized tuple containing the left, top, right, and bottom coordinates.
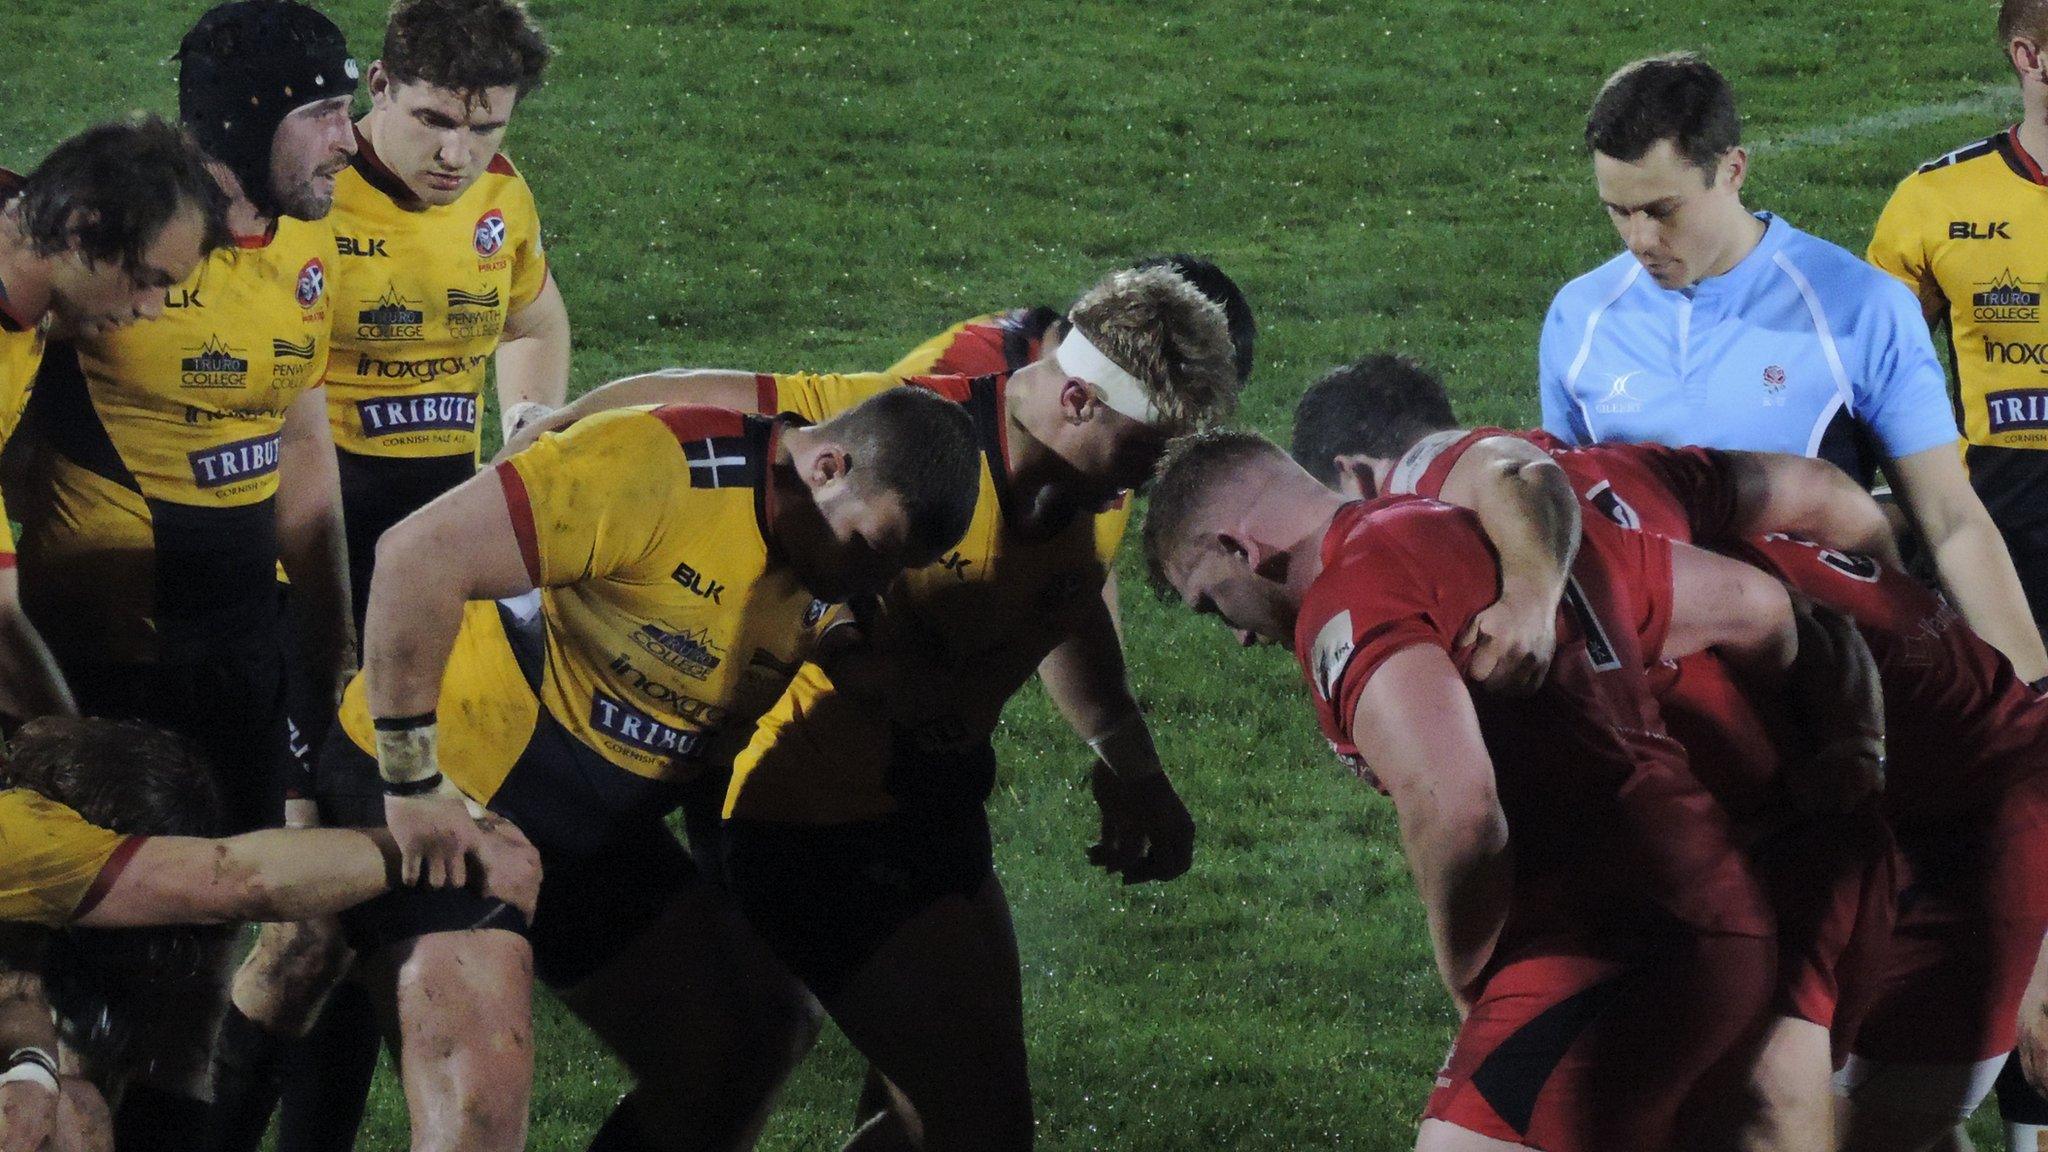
(55, 1076, 112, 1152)
(239, 918, 350, 999)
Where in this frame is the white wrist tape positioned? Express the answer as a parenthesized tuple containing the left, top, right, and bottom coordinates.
(1, 1048, 57, 1094)
(1054, 326, 1162, 427)
(502, 401, 556, 441)
(1087, 712, 1164, 780)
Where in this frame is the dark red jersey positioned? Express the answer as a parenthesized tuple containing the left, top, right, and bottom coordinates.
(1387, 428, 1788, 819)
(1294, 495, 1768, 937)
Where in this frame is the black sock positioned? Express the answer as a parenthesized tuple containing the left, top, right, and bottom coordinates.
(118, 1082, 212, 1152)
(588, 1093, 661, 1152)
(276, 980, 381, 1152)
(206, 1003, 289, 1152)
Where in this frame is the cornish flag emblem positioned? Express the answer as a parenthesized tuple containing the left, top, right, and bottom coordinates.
(296, 259, 325, 308)
(474, 210, 507, 257)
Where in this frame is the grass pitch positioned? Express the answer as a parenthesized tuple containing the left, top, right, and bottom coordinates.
(0, 0, 2018, 1146)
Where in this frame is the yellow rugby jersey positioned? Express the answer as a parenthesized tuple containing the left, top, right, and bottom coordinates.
(0, 169, 46, 566)
(0, 789, 139, 927)
(336, 405, 831, 802)
(1870, 127, 2048, 453)
(325, 132, 547, 459)
(886, 307, 1060, 378)
(12, 221, 333, 659)
(727, 371, 1124, 825)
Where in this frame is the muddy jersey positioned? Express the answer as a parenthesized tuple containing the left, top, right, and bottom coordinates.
(0, 170, 42, 566)
(0, 789, 141, 927)
(727, 371, 1126, 824)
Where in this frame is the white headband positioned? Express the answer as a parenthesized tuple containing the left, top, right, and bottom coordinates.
(1054, 325, 1163, 426)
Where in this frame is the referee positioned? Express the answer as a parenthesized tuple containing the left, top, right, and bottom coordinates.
(1867, 1, 2048, 1147)
(1539, 52, 2048, 691)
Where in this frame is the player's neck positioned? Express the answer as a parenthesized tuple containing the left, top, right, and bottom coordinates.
(1698, 205, 1766, 283)
(0, 208, 54, 325)
(2018, 92, 2048, 173)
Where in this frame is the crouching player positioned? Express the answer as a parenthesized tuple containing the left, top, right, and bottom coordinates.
(304, 388, 979, 1152)
(1290, 355, 1905, 1149)
(0, 715, 534, 1152)
(1140, 430, 1885, 1151)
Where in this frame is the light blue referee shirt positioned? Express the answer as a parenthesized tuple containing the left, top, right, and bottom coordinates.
(1538, 213, 1959, 476)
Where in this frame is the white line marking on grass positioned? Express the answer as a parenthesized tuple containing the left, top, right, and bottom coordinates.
(1755, 84, 2015, 152)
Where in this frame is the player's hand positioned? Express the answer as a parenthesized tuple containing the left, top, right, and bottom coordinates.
(469, 814, 542, 921)
(1457, 593, 1557, 697)
(0, 1076, 56, 1152)
(2019, 969, 2048, 1096)
(1087, 762, 1195, 884)
(385, 782, 484, 889)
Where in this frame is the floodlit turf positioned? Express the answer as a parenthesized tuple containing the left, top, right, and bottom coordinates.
(0, 0, 2022, 1146)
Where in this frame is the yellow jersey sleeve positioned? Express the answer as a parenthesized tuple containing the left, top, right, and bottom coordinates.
(0, 790, 137, 926)
(1093, 496, 1133, 565)
(1867, 174, 1946, 321)
(754, 372, 901, 423)
(0, 323, 46, 563)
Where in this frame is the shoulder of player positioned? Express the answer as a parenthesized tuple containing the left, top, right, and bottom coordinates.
(638, 402, 753, 446)
(1549, 249, 1644, 317)
(0, 787, 81, 831)
(1909, 131, 2008, 178)
(1772, 225, 1923, 318)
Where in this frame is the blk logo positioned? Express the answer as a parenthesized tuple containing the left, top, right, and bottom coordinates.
(939, 552, 974, 579)
(672, 561, 724, 604)
(336, 236, 387, 257)
(1949, 221, 2012, 240)
(166, 288, 204, 310)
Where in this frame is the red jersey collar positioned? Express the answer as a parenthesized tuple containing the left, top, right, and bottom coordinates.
(2007, 126, 2048, 187)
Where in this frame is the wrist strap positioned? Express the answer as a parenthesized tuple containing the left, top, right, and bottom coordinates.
(1, 1047, 57, 1093)
(382, 772, 444, 798)
(1087, 712, 1165, 781)
(374, 718, 439, 785)
(372, 711, 437, 732)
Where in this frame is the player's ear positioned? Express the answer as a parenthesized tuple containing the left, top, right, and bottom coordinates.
(805, 441, 850, 489)
(1058, 377, 1099, 424)
(1330, 455, 1378, 500)
(367, 61, 392, 103)
(1720, 147, 1748, 193)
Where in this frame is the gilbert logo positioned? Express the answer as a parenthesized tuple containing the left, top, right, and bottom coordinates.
(1593, 371, 1645, 414)
(474, 210, 507, 257)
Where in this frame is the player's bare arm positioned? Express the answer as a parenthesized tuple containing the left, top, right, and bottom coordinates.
(1347, 644, 1512, 1011)
(1888, 442, 2048, 681)
(1437, 435, 1580, 696)
(1037, 592, 1194, 884)
(2018, 935, 2048, 1096)
(74, 823, 538, 928)
(0, 569, 76, 722)
(0, 941, 59, 1152)
(494, 367, 761, 459)
(362, 468, 538, 887)
(1719, 450, 1902, 568)
(277, 385, 357, 710)
(493, 273, 570, 442)
(1661, 541, 1885, 815)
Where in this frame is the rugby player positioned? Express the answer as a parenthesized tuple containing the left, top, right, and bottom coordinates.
(1541, 52, 2048, 685)
(213, 5, 563, 1147)
(1298, 358, 2048, 1151)
(0, 117, 231, 723)
(12, 0, 357, 835)
(288, 387, 976, 1152)
(0, 716, 536, 1152)
(1292, 356, 1904, 1149)
(6, 7, 360, 1148)
(1140, 429, 1884, 1152)
(490, 266, 1238, 1149)
(1866, 0, 2048, 1136)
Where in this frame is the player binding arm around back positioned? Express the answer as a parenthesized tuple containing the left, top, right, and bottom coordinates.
(0, 715, 534, 1152)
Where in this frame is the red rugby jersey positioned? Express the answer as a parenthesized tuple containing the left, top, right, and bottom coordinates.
(1295, 495, 1769, 938)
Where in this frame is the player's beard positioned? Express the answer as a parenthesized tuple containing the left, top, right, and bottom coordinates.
(273, 174, 335, 221)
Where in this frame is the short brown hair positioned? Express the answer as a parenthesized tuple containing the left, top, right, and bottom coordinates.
(1585, 52, 1741, 175)
(13, 115, 233, 278)
(382, 0, 552, 101)
(2001, 0, 2048, 48)
(1068, 266, 1241, 434)
(2, 717, 222, 837)
(1140, 428, 1288, 598)
(818, 386, 982, 564)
